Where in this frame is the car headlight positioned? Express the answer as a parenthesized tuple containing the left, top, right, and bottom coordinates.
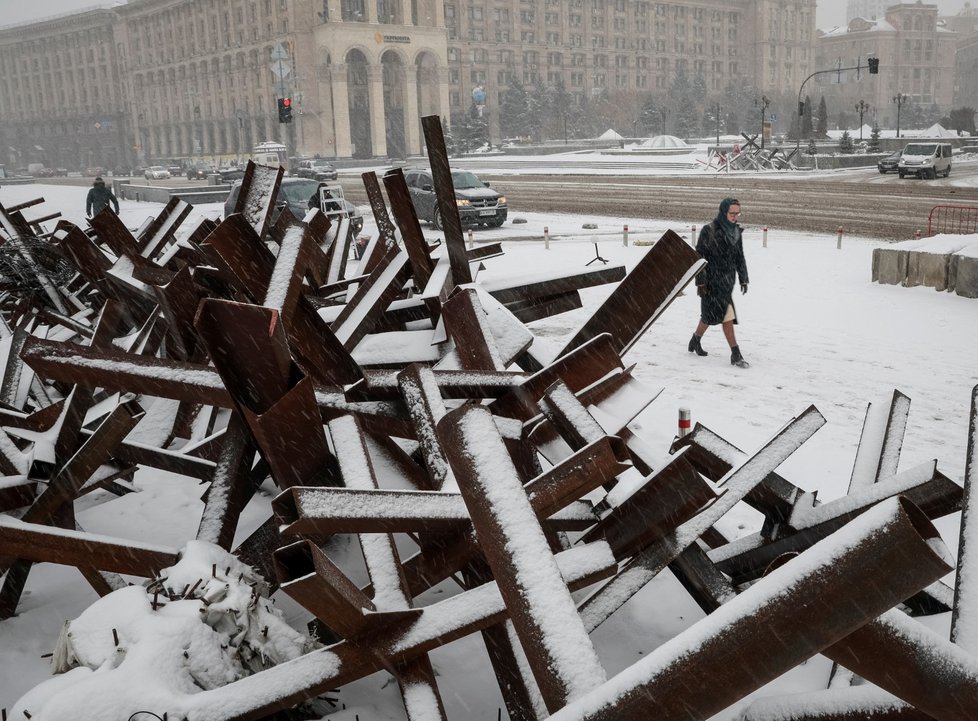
(922, 159, 933, 165)
(497, 196, 507, 205)
(456, 199, 471, 207)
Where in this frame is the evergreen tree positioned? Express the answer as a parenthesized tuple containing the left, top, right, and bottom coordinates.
(550, 78, 573, 142)
(817, 96, 828, 137)
(527, 79, 549, 142)
(800, 96, 814, 138)
(839, 130, 855, 154)
(868, 125, 882, 152)
(637, 94, 659, 136)
(499, 80, 532, 140)
(949, 107, 977, 135)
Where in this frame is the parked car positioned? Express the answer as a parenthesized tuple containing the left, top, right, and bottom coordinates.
(877, 150, 902, 174)
(403, 168, 507, 229)
(296, 158, 339, 181)
(144, 165, 171, 180)
(224, 177, 363, 236)
(898, 142, 952, 179)
(84, 166, 107, 177)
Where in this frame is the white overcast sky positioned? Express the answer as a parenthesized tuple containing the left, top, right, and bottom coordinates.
(0, 0, 970, 33)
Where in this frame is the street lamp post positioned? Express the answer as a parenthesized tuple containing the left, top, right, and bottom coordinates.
(755, 95, 770, 149)
(660, 109, 667, 136)
(893, 94, 908, 138)
(715, 102, 721, 147)
(855, 99, 869, 140)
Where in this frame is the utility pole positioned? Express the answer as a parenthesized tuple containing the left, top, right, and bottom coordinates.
(715, 102, 721, 146)
(893, 94, 908, 138)
(796, 57, 879, 153)
(855, 99, 869, 140)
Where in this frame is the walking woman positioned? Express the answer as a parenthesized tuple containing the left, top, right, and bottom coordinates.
(688, 197, 750, 368)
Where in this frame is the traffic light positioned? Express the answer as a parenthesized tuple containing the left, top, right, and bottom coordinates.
(867, 57, 879, 74)
(278, 97, 293, 124)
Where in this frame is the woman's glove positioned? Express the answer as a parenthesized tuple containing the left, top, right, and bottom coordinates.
(740, 283, 748, 295)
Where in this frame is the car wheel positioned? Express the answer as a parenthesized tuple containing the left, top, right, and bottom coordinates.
(487, 217, 505, 228)
(432, 207, 442, 231)
(945, 166, 951, 178)
(878, 168, 885, 174)
(898, 171, 905, 179)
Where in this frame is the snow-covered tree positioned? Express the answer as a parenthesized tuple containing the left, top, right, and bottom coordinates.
(839, 130, 855, 154)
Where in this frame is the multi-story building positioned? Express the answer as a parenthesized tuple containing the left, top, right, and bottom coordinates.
(846, 0, 887, 22)
(0, 0, 822, 167)
(814, 3, 957, 130)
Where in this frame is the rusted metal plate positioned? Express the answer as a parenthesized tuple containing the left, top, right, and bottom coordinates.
(330, 246, 412, 351)
(440, 287, 508, 371)
(557, 229, 705, 358)
(231, 161, 284, 240)
(484, 267, 624, 306)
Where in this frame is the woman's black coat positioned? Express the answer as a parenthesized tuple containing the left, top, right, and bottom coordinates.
(695, 220, 748, 325)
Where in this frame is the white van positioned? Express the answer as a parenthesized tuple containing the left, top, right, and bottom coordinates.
(898, 142, 952, 179)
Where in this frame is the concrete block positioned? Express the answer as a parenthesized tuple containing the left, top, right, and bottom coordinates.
(872, 248, 908, 285)
(954, 254, 978, 299)
(905, 251, 951, 291)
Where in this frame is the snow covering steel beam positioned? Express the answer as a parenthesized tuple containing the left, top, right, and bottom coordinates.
(952, 383, 978, 652)
(848, 389, 911, 491)
(392, 435, 629, 598)
(329, 245, 413, 351)
(421, 115, 472, 286)
(440, 287, 508, 371)
(578, 405, 826, 632)
(547, 497, 951, 721)
(345, 368, 528, 401)
(438, 404, 607, 712)
(150, 265, 205, 362)
(714, 460, 961, 585)
(228, 161, 283, 241)
(362, 170, 400, 256)
(0, 516, 179, 576)
(490, 332, 624, 421)
(556, 228, 705, 358)
(580, 450, 716, 562)
(196, 413, 256, 551)
(137, 196, 191, 260)
(397, 363, 455, 490)
(739, 687, 931, 721)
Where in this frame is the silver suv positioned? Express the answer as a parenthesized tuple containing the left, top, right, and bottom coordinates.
(296, 158, 338, 181)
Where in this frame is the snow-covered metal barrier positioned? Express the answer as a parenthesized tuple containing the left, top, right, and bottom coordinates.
(0, 117, 975, 721)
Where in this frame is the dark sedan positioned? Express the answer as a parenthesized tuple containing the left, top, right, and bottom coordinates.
(878, 150, 902, 174)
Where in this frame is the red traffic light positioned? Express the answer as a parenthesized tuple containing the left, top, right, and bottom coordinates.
(283, 97, 292, 107)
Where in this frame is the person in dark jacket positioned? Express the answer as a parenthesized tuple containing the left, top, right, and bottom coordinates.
(85, 177, 120, 218)
(688, 197, 750, 368)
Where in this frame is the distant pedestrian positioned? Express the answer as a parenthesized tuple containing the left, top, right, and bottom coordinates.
(85, 177, 119, 218)
(688, 197, 750, 368)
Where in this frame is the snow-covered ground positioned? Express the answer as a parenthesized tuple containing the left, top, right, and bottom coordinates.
(0, 178, 976, 720)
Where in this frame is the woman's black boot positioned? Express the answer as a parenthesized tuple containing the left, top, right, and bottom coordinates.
(731, 345, 750, 368)
(688, 333, 708, 357)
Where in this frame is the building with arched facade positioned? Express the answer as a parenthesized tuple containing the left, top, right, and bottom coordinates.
(12, 0, 968, 169)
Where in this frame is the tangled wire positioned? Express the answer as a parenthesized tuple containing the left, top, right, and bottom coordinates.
(0, 233, 75, 295)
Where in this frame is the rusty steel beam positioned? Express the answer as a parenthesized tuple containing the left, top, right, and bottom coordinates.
(824, 606, 978, 720)
(714, 461, 962, 585)
(557, 229, 705, 358)
(362, 171, 400, 252)
(849, 389, 911, 491)
(88, 205, 150, 265)
(230, 161, 283, 240)
(196, 413, 257, 550)
(952, 383, 978, 651)
(546, 497, 951, 721)
(440, 287, 507, 371)
(274, 539, 420, 639)
(383, 168, 436, 294)
(438, 404, 607, 712)
(151, 265, 207, 362)
(0, 516, 179, 576)
(330, 246, 413, 351)
(421, 115, 472, 286)
(489, 333, 624, 421)
(578, 405, 826, 632)
(397, 364, 454, 490)
(482, 267, 625, 307)
(0, 477, 35, 512)
(137, 197, 192, 259)
(345, 368, 528, 402)
(580, 451, 716, 561)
